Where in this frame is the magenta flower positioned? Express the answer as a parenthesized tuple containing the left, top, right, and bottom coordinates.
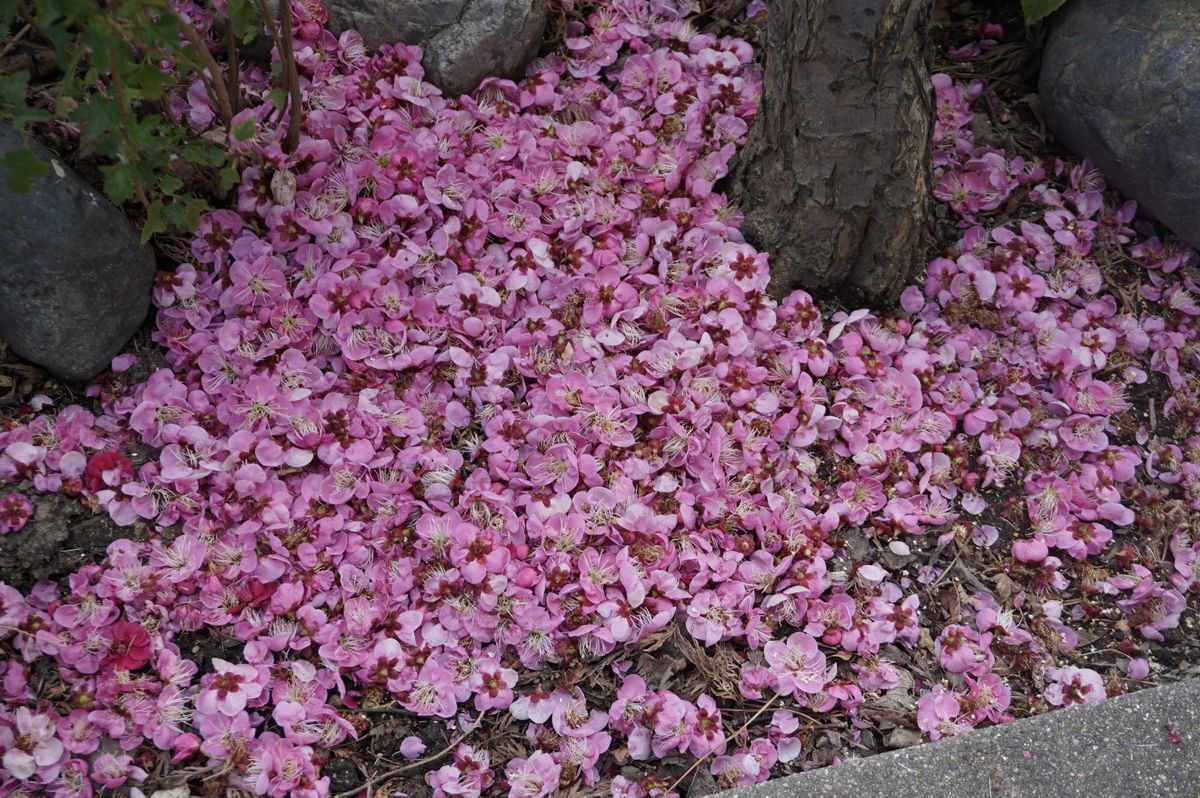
(0, 493, 33, 534)
(551, 689, 608, 738)
(252, 733, 323, 797)
(101, 621, 152, 670)
(449, 521, 511, 585)
(764, 632, 830, 697)
(403, 660, 459, 719)
(90, 752, 144, 790)
(689, 694, 726, 757)
(1044, 666, 1107, 707)
(1, 707, 64, 781)
(917, 684, 967, 740)
(1058, 413, 1109, 454)
(470, 659, 518, 712)
(197, 659, 266, 717)
(504, 751, 560, 798)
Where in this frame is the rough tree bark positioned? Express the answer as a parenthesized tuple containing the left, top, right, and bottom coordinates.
(729, 0, 934, 306)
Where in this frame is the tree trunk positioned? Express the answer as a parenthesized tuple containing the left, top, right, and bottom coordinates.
(729, 0, 934, 306)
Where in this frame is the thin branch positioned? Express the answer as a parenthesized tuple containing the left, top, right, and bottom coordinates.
(250, 0, 299, 146)
(925, 546, 964, 592)
(278, 0, 302, 153)
(330, 710, 487, 798)
(224, 20, 240, 116)
(0, 22, 31, 62)
(665, 691, 781, 795)
(338, 706, 410, 716)
(249, 0, 283, 124)
(172, 6, 233, 125)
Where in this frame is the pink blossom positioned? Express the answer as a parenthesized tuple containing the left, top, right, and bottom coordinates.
(404, 660, 459, 719)
(764, 632, 831, 696)
(504, 751, 560, 798)
(1044, 666, 1107, 706)
(1, 707, 64, 780)
(470, 659, 518, 712)
(917, 685, 967, 740)
(0, 493, 33, 534)
(197, 659, 265, 717)
(399, 736, 426, 758)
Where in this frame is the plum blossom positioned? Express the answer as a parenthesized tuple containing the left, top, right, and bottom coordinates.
(504, 751, 560, 798)
(0, 493, 33, 534)
(197, 659, 266, 717)
(1, 707, 64, 781)
(764, 632, 832, 697)
(1044, 666, 1107, 707)
(0, 4, 1194, 796)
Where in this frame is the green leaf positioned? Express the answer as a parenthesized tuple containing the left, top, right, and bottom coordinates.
(183, 141, 229, 167)
(163, 199, 187, 227)
(227, 0, 260, 42)
(180, 195, 207, 229)
(141, 198, 167, 244)
(219, 163, 242, 190)
(0, 71, 51, 126)
(0, 69, 26, 104)
(101, 162, 137, 205)
(231, 116, 258, 142)
(73, 97, 122, 152)
(0, 72, 49, 125)
(157, 172, 184, 195)
(0, 0, 20, 27)
(0, 147, 48, 193)
(128, 62, 170, 101)
(268, 88, 289, 111)
(1021, 0, 1069, 21)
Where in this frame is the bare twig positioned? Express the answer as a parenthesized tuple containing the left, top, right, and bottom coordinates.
(250, 0, 302, 150)
(172, 7, 233, 125)
(338, 706, 410, 716)
(224, 21, 240, 116)
(0, 23, 32, 62)
(330, 710, 486, 798)
(278, 0, 302, 153)
(250, 0, 284, 124)
(665, 691, 780, 795)
(926, 547, 964, 592)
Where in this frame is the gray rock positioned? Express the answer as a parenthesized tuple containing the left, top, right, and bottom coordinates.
(716, 678, 1200, 798)
(0, 127, 154, 382)
(1039, 0, 1200, 248)
(324, 0, 468, 44)
(324, 0, 547, 96)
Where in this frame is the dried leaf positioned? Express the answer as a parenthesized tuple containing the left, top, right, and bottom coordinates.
(885, 727, 923, 750)
(860, 688, 916, 729)
(992, 571, 1017, 602)
(936, 585, 961, 622)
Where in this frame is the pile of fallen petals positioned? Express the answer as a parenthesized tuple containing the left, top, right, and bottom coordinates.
(1, 1, 1199, 796)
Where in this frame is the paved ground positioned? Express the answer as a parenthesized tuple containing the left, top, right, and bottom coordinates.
(717, 679, 1200, 798)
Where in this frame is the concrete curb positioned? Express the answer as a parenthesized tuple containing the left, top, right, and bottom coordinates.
(717, 679, 1200, 798)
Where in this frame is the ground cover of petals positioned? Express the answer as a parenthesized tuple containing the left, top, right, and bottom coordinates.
(1, 1, 1199, 796)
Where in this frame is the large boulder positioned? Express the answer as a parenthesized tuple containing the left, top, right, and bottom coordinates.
(324, 0, 547, 96)
(0, 127, 155, 382)
(1040, 0, 1200, 248)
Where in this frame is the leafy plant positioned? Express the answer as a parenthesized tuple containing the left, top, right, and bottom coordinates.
(1021, 0, 1070, 22)
(0, 0, 295, 242)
